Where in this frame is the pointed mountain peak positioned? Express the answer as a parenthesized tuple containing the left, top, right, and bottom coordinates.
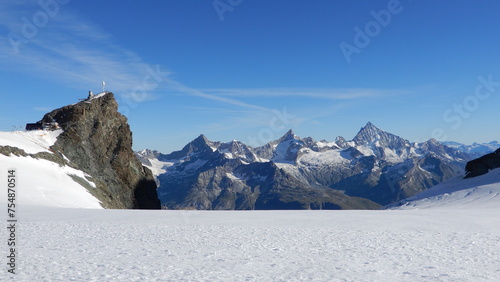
(227, 139, 246, 146)
(137, 149, 160, 159)
(353, 122, 409, 149)
(194, 134, 209, 143)
(222, 139, 246, 151)
(163, 134, 216, 160)
(420, 138, 444, 151)
(335, 136, 349, 149)
(353, 122, 385, 143)
(335, 136, 347, 142)
(278, 129, 297, 142)
(187, 134, 213, 151)
(284, 129, 295, 137)
(428, 138, 440, 145)
(362, 121, 382, 132)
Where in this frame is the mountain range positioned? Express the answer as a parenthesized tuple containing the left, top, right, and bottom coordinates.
(441, 140, 500, 156)
(0, 91, 497, 211)
(137, 122, 496, 209)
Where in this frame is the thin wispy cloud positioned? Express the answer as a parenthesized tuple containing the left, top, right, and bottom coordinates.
(201, 88, 406, 100)
(0, 2, 404, 117)
(192, 108, 302, 137)
(0, 1, 409, 145)
(163, 78, 272, 112)
(0, 2, 160, 102)
(33, 106, 53, 112)
(0, 2, 276, 113)
(183, 106, 255, 114)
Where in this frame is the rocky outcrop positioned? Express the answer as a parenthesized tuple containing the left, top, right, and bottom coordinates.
(41, 92, 160, 209)
(465, 148, 500, 178)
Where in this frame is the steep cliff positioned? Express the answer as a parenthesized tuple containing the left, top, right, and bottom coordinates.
(41, 92, 160, 209)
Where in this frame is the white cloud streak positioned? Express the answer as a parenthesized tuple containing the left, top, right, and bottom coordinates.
(0, 1, 275, 113)
(201, 87, 406, 100)
(0, 1, 406, 128)
(0, 2, 159, 102)
(163, 78, 272, 112)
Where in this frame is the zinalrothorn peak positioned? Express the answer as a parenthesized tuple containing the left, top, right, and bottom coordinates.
(41, 91, 160, 209)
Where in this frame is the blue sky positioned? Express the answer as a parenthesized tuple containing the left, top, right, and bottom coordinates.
(1, 0, 500, 153)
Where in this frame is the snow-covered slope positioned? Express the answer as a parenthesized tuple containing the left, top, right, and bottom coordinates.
(0, 130, 62, 154)
(392, 168, 500, 210)
(8, 204, 500, 281)
(0, 130, 102, 209)
(0, 155, 101, 208)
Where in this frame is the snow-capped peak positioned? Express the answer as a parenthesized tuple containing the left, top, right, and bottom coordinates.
(353, 122, 409, 149)
(188, 134, 217, 152)
(277, 129, 297, 143)
(353, 122, 385, 144)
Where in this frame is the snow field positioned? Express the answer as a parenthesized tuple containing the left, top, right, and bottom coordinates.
(142, 158, 169, 177)
(0, 130, 62, 154)
(4, 208, 499, 281)
(396, 168, 500, 210)
(0, 154, 102, 209)
(298, 149, 349, 166)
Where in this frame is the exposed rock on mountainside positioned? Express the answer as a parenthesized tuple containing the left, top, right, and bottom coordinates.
(330, 135, 471, 205)
(465, 148, 500, 178)
(41, 92, 160, 209)
(148, 133, 379, 210)
(140, 122, 484, 209)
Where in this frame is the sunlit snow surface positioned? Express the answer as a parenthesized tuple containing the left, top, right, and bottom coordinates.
(0, 130, 101, 209)
(1, 131, 499, 281)
(4, 207, 499, 281)
(0, 155, 101, 209)
(0, 130, 62, 154)
(4, 173, 500, 282)
(393, 168, 500, 210)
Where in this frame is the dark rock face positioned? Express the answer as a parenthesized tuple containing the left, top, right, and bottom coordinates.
(158, 158, 380, 210)
(333, 153, 459, 205)
(41, 92, 160, 209)
(465, 148, 500, 178)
